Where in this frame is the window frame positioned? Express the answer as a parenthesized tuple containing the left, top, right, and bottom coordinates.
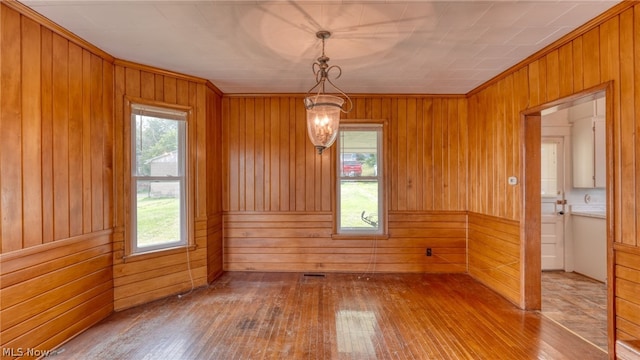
(541, 137, 563, 199)
(126, 100, 192, 256)
(334, 121, 387, 238)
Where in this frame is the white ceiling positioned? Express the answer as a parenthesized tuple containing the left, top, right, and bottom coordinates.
(23, 0, 619, 95)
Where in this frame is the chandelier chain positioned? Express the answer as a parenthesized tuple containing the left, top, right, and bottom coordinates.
(304, 31, 353, 114)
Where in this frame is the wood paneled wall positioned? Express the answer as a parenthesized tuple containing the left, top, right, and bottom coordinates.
(0, 2, 115, 355)
(467, 0, 640, 345)
(467, 68, 527, 221)
(0, 232, 113, 354)
(0, 3, 113, 252)
(468, 213, 521, 305)
(223, 96, 467, 213)
(466, 68, 529, 307)
(222, 95, 468, 272)
(349, 97, 469, 213)
(5, 0, 640, 355)
(112, 61, 223, 310)
(224, 212, 467, 273)
(222, 96, 331, 212)
(614, 246, 640, 341)
(388, 212, 466, 272)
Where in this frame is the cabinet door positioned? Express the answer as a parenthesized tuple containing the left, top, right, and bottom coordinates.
(571, 215, 606, 282)
(572, 117, 594, 188)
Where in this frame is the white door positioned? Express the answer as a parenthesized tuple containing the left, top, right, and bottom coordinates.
(541, 138, 565, 270)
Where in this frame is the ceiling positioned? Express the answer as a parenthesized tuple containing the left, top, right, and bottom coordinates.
(23, 0, 619, 95)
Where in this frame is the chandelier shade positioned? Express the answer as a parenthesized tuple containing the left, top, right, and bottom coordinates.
(304, 30, 352, 155)
(304, 95, 344, 154)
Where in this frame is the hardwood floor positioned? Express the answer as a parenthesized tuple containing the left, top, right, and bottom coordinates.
(541, 271, 607, 351)
(57, 272, 605, 359)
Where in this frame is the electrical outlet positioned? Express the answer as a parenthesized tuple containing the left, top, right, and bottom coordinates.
(426, 248, 432, 256)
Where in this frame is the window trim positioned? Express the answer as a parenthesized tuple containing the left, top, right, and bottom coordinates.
(334, 120, 388, 238)
(125, 98, 193, 257)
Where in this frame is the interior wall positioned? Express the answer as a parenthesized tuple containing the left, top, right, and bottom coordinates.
(467, 67, 529, 306)
(1, 2, 225, 351)
(0, 2, 114, 351)
(112, 60, 223, 310)
(467, 0, 640, 344)
(222, 95, 468, 272)
(468, 213, 521, 304)
(3, 0, 640, 355)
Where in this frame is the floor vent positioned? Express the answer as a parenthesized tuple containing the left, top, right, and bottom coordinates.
(303, 273, 326, 277)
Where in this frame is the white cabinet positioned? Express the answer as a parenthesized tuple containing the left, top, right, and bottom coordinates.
(572, 116, 605, 188)
(571, 214, 606, 282)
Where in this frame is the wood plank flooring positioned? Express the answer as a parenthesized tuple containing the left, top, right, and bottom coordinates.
(56, 272, 605, 359)
(541, 271, 607, 351)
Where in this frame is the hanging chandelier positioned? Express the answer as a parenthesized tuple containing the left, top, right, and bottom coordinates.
(304, 30, 353, 155)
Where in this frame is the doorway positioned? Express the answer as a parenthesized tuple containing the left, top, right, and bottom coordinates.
(522, 84, 612, 354)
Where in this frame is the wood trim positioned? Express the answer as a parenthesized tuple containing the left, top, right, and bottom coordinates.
(205, 81, 223, 97)
(114, 59, 208, 86)
(614, 243, 640, 256)
(2, 0, 114, 62)
(0, 1, 3, 252)
(120, 244, 199, 263)
(605, 80, 617, 359)
(223, 93, 468, 99)
(468, 212, 520, 229)
(521, 83, 611, 115)
(340, 118, 387, 124)
(331, 234, 390, 241)
(125, 96, 193, 113)
(0, 229, 112, 263)
(225, 211, 332, 217)
(520, 113, 541, 310)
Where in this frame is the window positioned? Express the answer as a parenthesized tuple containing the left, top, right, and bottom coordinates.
(130, 104, 188, 254)
(541, 139, 561, 197)
(337, 124, 383, 235)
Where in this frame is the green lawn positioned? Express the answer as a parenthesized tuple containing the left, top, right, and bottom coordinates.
(136, 195, 181, 247)
(340, 181, 379, 229)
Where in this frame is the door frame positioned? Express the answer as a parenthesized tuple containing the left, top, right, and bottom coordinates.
(520, 82, 615, 353)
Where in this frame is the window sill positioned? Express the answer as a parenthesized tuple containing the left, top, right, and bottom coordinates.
(331, 234, 389, 241)
(122, 244, 197, 263)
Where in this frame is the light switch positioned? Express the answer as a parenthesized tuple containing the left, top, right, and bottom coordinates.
(508, 176, 518, 185)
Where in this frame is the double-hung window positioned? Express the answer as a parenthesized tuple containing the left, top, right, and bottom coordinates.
(337, 123, 384, 235)
(130, 104, 188, 254)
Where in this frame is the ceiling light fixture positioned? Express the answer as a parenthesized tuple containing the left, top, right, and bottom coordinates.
(304, 30, 353, 155)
